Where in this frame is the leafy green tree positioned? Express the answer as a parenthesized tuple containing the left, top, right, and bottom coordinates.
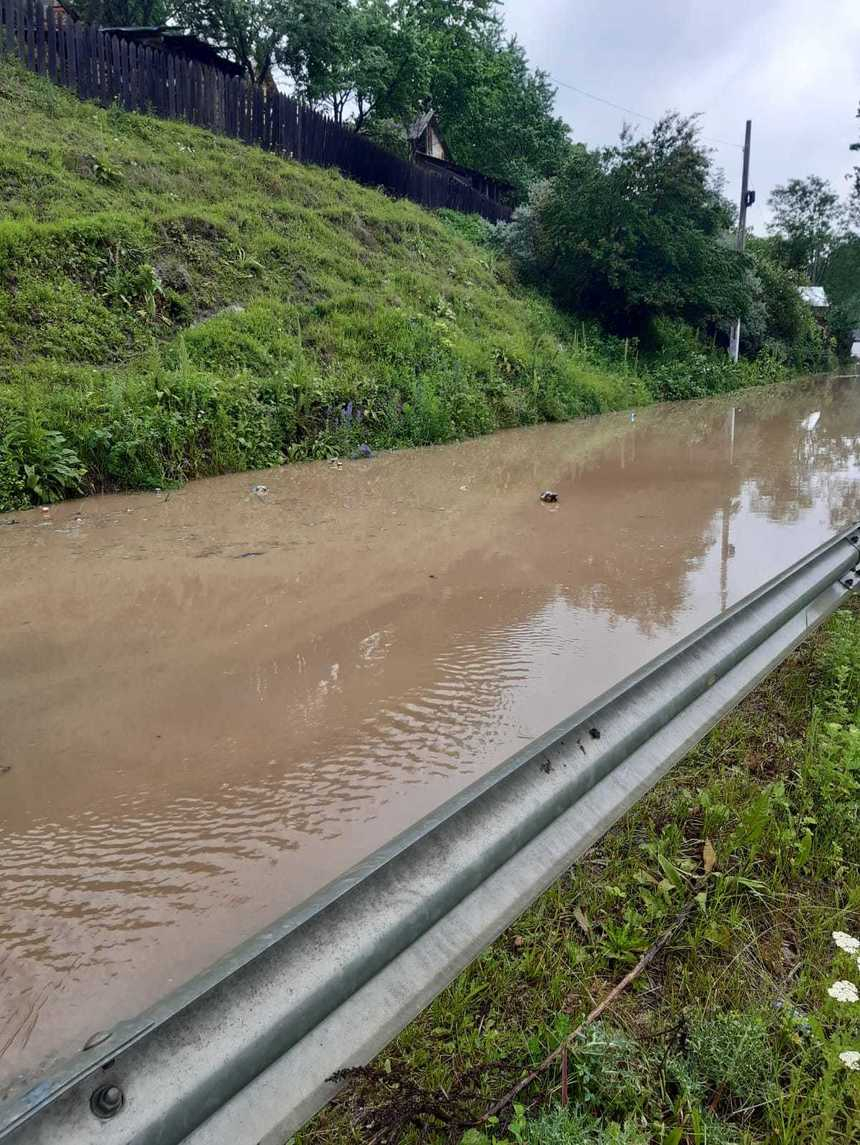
(743, 237, 833, 369)
(170, 0, 289, 82)
(766, 175, 845, 283)
(281, 0, 426, 127)
(65, 0, 168, 24)
(505, 115, 748, 335)
(822, 233, 860, 358)
(433, 37, 570, 196)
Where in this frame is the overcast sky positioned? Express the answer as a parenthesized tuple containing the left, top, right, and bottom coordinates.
(500, 0, 860, 228)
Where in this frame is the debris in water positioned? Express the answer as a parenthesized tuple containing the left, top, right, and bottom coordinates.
(40, 506, 50, 514)
(251, 484, 268, 496)
(0, 765, 11, 775)
(539, 490, 559, 503)
(589, 727, 601, 740)
(356, 443, 373, 459)
(329, 458, 343, 470)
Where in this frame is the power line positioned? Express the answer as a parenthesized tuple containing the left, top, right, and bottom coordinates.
(551, 77, 745, 152)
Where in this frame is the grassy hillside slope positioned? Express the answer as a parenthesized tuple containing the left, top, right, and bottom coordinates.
(0, 61, 775, 510)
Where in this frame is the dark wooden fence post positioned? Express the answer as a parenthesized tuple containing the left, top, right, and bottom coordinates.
(17, 0, 26, 64)
(58, 12, 68, 86)
(33, 0, 45, 74)
(3, 0, 15, 58)
(45, 2, 56, 80)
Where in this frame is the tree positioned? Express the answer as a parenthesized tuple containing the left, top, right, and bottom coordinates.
(767, 175, 845, 283)
(281, 0, 426, 128)
(505, 115, 748, 335)
(171, 0, 290, 82)
(64, 0, 167, 23)
(433, 37, 570, 197)
(742, 237, 833, 369)
(822, 233, 860, 358)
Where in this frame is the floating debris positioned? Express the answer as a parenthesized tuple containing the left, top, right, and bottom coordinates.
(251, 484, 268, 496)
(539, 491, 559, 503)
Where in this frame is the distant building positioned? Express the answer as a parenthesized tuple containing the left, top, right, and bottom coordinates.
(407, 108, 515, 207)
(408, 110, 447, 161)
(798, 285, 829, 313)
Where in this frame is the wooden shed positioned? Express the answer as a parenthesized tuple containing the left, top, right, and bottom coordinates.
(408, 109, 448, 161)
(407, 108, 515, 207)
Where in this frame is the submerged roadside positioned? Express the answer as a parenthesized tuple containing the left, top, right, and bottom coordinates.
(297, 597, 860, 1145)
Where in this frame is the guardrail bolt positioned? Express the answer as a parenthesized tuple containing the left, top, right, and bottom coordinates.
(90, 1084, 124, 1119)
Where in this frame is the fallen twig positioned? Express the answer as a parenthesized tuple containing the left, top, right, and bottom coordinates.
(481, 892, 701, 1123)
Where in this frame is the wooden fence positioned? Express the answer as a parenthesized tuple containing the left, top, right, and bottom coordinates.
(0, 0, 511, 222)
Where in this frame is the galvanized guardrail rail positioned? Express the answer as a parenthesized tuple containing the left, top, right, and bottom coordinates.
(3, 523, 859, 1145)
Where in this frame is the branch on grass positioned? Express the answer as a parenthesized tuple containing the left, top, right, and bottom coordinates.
(480, 890, 702, 1123)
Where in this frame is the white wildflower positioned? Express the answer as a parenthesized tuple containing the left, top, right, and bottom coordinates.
(839, 1050, 860, 1071)
(833, 931, 860, 955)
(828, 980, 859, 1004)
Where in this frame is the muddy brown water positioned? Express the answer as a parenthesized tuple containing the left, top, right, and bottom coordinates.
(1, 376, 859, 1097)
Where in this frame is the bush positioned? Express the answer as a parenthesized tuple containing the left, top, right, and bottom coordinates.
(686, 1010, 777, 1105)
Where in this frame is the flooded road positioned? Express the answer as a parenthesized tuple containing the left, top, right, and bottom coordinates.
(1, 376, 859, 1096)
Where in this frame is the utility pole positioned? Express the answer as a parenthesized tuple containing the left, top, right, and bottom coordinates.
(728, 119, 753, 363)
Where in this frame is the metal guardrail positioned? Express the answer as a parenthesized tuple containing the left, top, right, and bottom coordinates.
(3, 523, 859, 1145)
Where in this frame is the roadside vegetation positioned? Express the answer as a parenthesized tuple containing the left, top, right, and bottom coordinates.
(297, 599, 860, 1145)
(0, 60, 836, 512)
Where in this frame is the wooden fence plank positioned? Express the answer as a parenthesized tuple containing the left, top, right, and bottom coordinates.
(165, 49, 174, 117)
(82, 21, 93, 95)
(156, 47, 167, 115)
(75, 21, 87, 99)
(17, 0, 26, 63)
(3, 0, 15, 59)
(95, 24, 107, 105)
(25, 0, 34, 70)
(67, 19, 77, 91)
(142, 43, 151, 112)
(58, 16, 68, 86)
(118, 36, 128, 108)
(228, 74, 239, 138)
(129, 41, 140, 111)
(45, 2, 56, 80)
(140, 44, 151, 111)
(109, 34, 120, 106)
(33, 0, 45, 74)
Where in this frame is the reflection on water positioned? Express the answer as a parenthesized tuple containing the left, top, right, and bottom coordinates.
(1, 376, 859, 1095)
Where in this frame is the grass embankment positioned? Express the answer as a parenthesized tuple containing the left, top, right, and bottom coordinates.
(298, 600, 860, 1145)
(0, 60, 782, 511)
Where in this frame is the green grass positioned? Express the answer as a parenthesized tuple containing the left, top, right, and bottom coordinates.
(296, 600, 860, 1145)
(0, 60, 784, 511)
